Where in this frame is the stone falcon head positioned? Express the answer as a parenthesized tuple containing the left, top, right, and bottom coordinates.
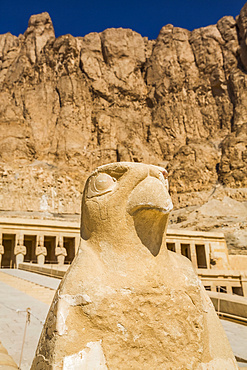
(32, 162, 238, 370)
(81, 162, 173, 256)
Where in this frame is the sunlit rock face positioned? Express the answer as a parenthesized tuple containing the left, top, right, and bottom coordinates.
(31, 163, 237, 370)
(0, 8, 247, 250)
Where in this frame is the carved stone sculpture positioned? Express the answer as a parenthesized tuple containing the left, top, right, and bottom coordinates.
(36, 235, 47, 265)
(0, 244, 3, 268)
(32, 162, 237, 369)
(14, 234, 26, 266)
(55, 235, 67, 265)
(0, 234, 4, 268)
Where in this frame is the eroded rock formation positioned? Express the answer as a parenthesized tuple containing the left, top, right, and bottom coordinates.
(0, 7, 247, 252)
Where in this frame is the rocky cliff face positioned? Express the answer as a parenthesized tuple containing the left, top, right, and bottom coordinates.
(0, 9, 246, 252)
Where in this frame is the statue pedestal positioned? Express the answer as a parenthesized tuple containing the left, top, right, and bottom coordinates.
(36, 245, 47, 265)
(37, 254, 45, 265)
(57, 254, 65, 265)
(16, 253, 24, 267)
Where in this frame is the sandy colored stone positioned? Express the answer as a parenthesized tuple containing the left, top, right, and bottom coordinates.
(32, 163, 237, 369)
(0, 271, 55, 305)
(0, 341, 18, 369)
(0, 8, 246, 254)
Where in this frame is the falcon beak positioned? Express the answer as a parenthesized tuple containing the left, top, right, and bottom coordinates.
(127, 175, 173, 216)
(127, 176, 173, 256)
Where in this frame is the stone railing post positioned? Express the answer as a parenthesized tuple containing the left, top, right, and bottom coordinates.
(14, 233, 26, 267)
(55, 235, 67, 265)
(36, 235, 47, 265)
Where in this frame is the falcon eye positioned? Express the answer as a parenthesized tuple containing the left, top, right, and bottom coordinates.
(87, 173, 117, 198)
(94, 173, 116, 191)
(158, 170, 169, 190)
(162, 170, 168, 179)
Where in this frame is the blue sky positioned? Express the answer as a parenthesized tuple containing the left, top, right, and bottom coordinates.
(0, 0, 246, 40)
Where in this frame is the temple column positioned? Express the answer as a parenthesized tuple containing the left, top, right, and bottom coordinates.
(209, 243, 217, 269)
(14, 233, 26, 267)
(36, 235, 47, 265)
(75, 236, 81, 254)
(226, 284, 232, 294)
(55, 235, 67, 265)
(175, 241, 181, 255)
(190, 241, 197, 269)
(241, 274, 247, 297)
(204, 242, 210, 269)
(0, 232, 3, 268)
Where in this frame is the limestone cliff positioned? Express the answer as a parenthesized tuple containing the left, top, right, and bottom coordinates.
(0, 8, 247, 253)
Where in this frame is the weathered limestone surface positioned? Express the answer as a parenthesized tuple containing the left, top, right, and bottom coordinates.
(31, 163, 237, 369)
(0, 8, 247, 252)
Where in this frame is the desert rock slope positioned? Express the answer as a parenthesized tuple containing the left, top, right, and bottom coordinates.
(0, 8, 246, 253)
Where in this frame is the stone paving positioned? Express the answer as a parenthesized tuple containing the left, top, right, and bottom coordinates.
(0, 269, 247, 369)
(221, 319, 247, 367)
(0, 272, 55, 306)
(0, 284, 50, 369)
(2, 268, 61, 290)
(0, 269, 60, 369)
